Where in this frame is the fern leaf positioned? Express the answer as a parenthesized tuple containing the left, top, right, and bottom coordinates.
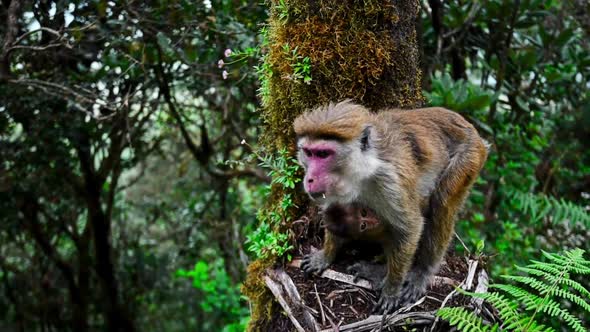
(493, 284, 586, 332)
(437, 307, 499, 332)
(509, 191, 590, 226)
(501, 275, 552, 294)
(527, 261, 564, 276)
(535, 297, 586, 332)
(515, 266, 590, 299)
(550, 288, 590, 313)
(464, 290, 523, 329)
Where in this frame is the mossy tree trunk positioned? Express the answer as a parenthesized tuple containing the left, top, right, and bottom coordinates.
(243, 0, 423, 330)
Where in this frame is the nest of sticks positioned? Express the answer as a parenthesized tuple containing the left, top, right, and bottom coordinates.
(264, 241, 491, 332)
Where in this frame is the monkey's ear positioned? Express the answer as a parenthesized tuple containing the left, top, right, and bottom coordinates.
(360, 126, 372, 151)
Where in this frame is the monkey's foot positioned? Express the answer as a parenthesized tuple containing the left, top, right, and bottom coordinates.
(373, 285, 400, 314)
(395, 278, 427, 307)
(346, 261, 386, 290)
(372, 279, 427, 314)
(301, 251, 331, 275)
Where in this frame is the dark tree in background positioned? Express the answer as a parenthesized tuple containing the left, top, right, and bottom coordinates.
(1, 1, 265, 331)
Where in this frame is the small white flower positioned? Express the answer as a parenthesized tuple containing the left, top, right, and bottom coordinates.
(217, 59, 224, 68)
(222, 70, 228, 79)
(224, 48, 232, 57)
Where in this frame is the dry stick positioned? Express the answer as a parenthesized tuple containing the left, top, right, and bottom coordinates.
(322, 302, 337, 320)
(371, 297, 429, 332)
(454, 232, 471, 254)
(324, 311, 436, 332)
(325, 315, 338, 332)
(263, 274, 307, 332)
(306, 304, 320, 316)
(315, 283, 327, 326)
(379, 296, 427, 332)
(464, 260, 479, 291)
(290, 259, 373, 289)
(264, 269, 320, 332)
(429, 259, 479, 332)
(471, 269, 489, 316)
(290, 259, 457, 290)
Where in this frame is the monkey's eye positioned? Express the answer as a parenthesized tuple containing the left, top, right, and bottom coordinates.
(302, 148, 312, 157)
(360, 209, 367, 217)
(360, 222, 367, 231)
(315, 150, 332, 159)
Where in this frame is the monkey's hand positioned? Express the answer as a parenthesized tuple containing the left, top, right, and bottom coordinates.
(300, 250, 332, 275)
(347, 261, 386, 290)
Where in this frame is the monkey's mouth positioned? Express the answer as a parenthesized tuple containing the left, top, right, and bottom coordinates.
(308, 191, 327, 200)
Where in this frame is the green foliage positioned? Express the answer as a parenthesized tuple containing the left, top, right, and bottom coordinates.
(258, 148, 301, 190)
(275, 0, 290, 23)
(255, 27, 273, 107)
(422, 0, 590, 278)
(437, 307, 499, 332)
(246, 148, 300, 259)
(426, 72, 495, 114)
(437, 249, 590, 332)
(510, 191, 590, 227)
(282, 43, 313, 84)
(176, 259, 249, 332)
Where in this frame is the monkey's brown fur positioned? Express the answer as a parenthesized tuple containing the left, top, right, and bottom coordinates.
(294, 102, 372, 140)
(296, 100, 488, 312)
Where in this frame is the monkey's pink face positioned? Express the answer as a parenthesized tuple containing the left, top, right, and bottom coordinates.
(298, 141, 340, 199)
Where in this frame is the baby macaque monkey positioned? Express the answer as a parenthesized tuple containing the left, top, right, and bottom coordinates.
(295, 100, 488, 313)
(322, 203, 382, 239)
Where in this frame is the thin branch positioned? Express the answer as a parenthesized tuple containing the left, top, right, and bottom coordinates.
(13, 27, 62, 45)
(8, 43, 69, 52)
(8, 78, 117, 114)
(208, 167, 271, 182)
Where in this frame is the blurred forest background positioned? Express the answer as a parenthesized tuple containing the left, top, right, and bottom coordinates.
(0, 0, 589, 331)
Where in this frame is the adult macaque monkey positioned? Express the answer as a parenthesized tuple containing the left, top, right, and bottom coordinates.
(294, 100, 488, 313)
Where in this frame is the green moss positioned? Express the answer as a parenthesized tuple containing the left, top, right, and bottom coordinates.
(241, 258, 274, 332)
(245, 1, 423, 330)
(261, 0, 423, 149)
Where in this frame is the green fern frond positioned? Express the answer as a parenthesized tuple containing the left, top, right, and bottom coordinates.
(549, 288, 590, 313)
(527, 260, 565, 276)
(534, 297, 585, 332)
(515, 266, 590, 298)
(510, 191, 590, 226)
(437, 307, 500, 332)
(464, 291, 522, 326)
(559, 249, 590, 274)
(510, 317, 555, 332)
(501, 275, 551, 294)
(492, 279, 586, 331)
(438, 249, 590, 332)
(502, 275, 590, 313)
